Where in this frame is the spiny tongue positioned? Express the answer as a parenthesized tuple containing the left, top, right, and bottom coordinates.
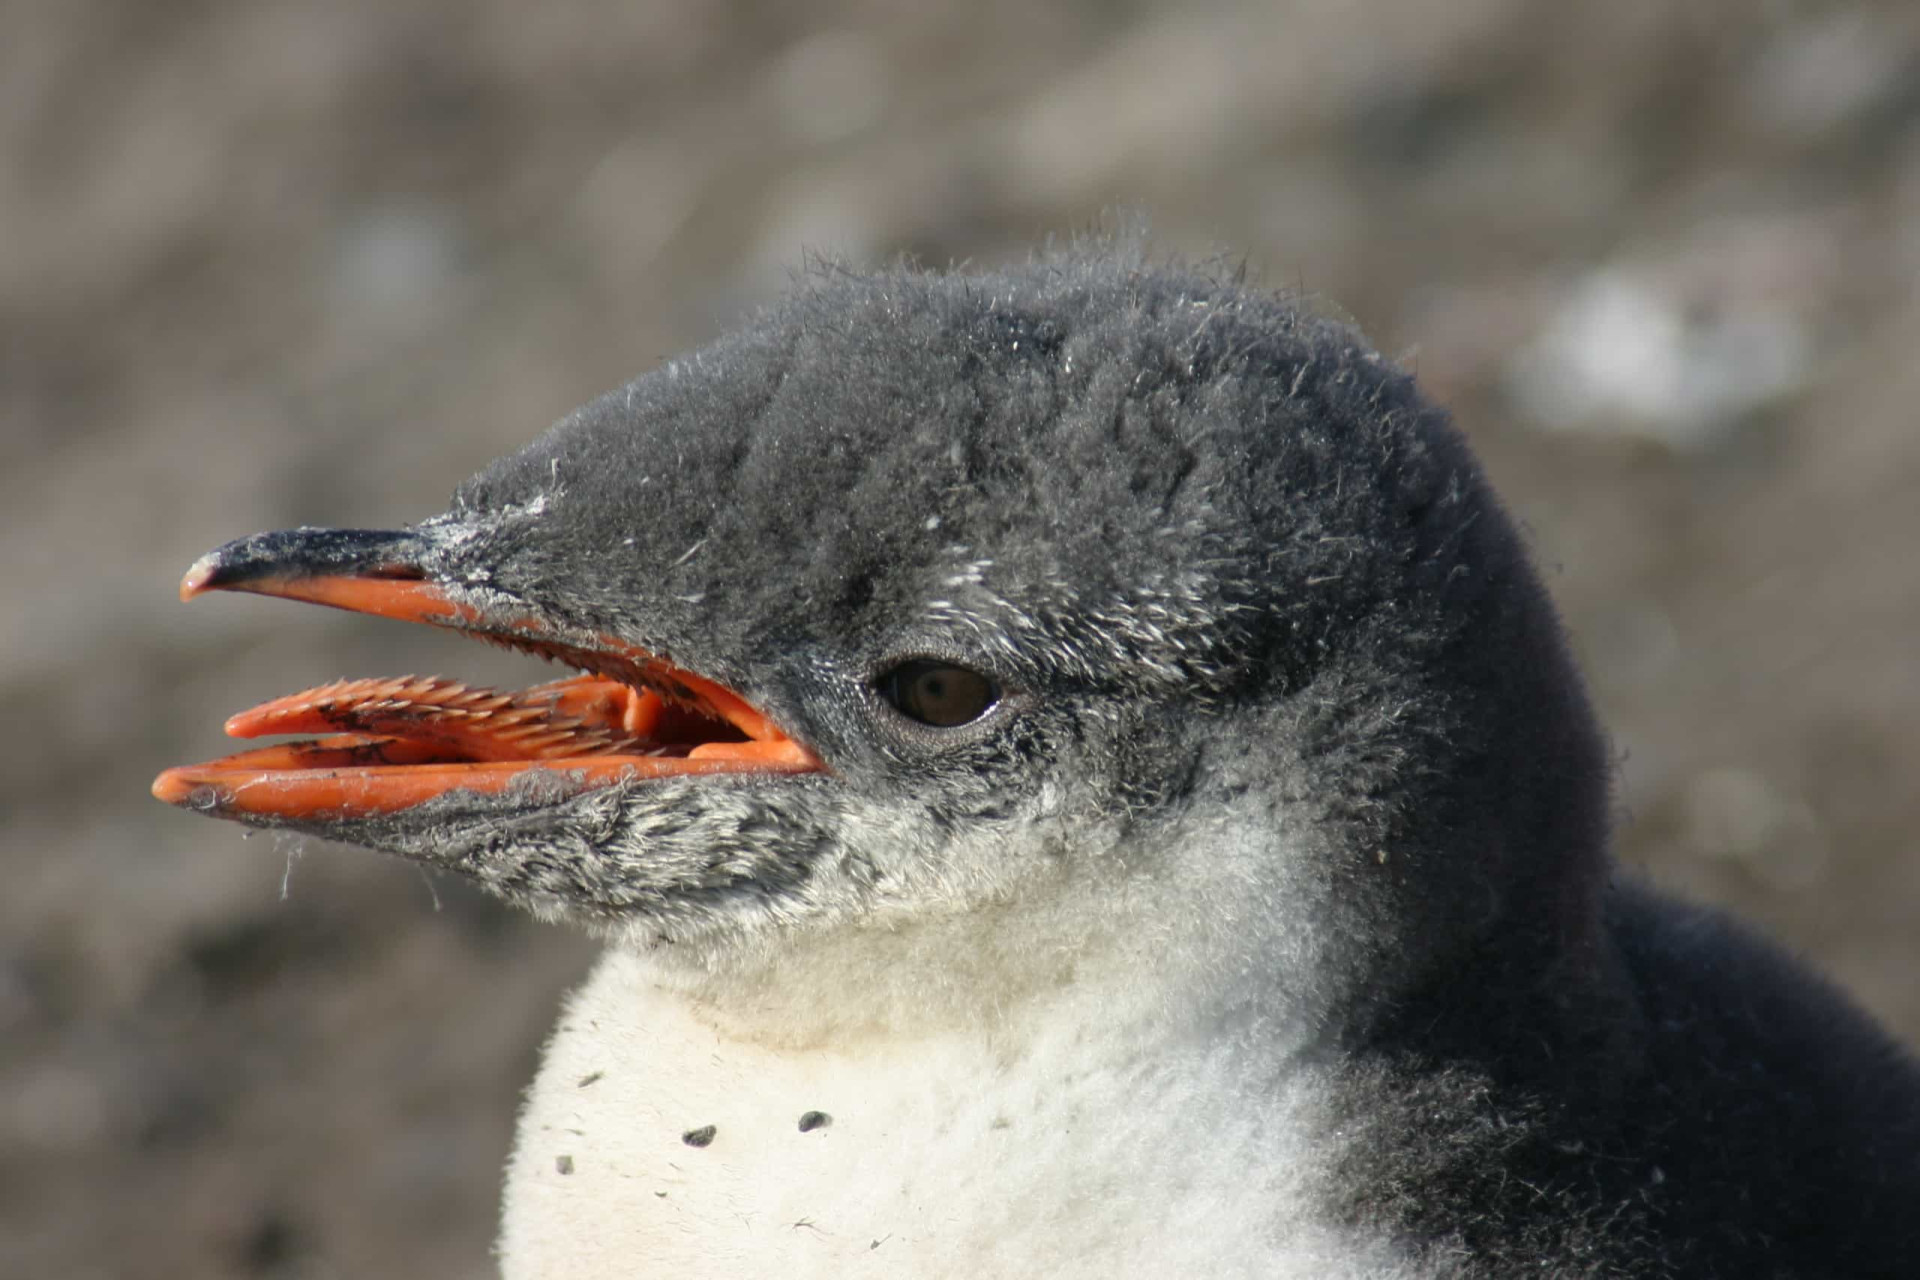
(223, 673, 693, 762)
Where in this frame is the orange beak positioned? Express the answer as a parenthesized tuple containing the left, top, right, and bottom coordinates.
(153, 534, 821, 822)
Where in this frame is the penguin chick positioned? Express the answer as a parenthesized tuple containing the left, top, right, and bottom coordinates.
(157, 245, 1920, 1278)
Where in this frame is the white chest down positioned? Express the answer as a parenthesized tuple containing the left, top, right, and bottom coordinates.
(496, 949, 1417, 1280)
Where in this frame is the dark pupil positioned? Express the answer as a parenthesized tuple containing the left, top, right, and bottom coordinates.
(887, 661, 996, 727)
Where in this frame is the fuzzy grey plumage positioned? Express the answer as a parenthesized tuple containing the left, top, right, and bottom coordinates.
(179, 245, 1920, 1276)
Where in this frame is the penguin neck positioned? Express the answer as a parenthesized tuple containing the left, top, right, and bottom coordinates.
(1232, 581, 1625, 1072)
(1318, 657, 1634, 1090)
(621, 843, 1327, 1066)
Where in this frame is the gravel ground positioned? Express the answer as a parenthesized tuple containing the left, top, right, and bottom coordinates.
(4, 2, 1918, 1275)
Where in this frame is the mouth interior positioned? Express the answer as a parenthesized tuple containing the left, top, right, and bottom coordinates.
(153, 604, 821, 820)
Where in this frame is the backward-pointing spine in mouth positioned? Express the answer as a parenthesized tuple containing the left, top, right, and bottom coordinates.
(152, 528, 823, 822)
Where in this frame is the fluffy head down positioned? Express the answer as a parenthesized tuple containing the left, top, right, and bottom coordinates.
(295, 246, 1607, 1037)
(176, 246, 1920, 1278)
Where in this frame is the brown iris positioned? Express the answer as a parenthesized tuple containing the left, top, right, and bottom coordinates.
(879, 660, 999, 728)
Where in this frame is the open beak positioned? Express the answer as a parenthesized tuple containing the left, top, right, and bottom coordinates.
(152, 528, 822, 821)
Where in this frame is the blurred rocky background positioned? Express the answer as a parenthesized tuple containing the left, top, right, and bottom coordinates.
(4, 1, 1917, 1275)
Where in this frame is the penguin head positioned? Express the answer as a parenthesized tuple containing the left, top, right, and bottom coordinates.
(158, 249, 1610, 1020)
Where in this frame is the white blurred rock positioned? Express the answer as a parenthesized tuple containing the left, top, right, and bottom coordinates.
(1506, 266, 1810, 446)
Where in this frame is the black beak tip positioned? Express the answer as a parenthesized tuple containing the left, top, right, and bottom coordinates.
(178, 528, 427, 602)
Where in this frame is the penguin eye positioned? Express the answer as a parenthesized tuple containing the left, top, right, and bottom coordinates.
(877, 660, 999, 728)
